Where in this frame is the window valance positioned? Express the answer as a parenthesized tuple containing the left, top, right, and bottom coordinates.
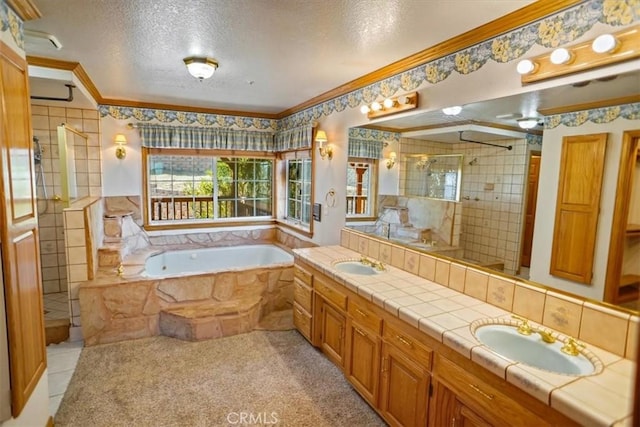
(347, 128, 399, 159)
(274, 124, 314, 151)
(137, 123, 275, 151)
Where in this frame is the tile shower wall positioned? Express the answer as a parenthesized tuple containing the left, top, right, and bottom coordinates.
(458, 139, 527, 274)
(31, 105, 102, 298)
(399, 137, 529, 274)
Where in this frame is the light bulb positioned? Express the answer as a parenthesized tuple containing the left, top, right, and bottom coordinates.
(550, 48, 573, 65)
(516, 59, 537, 75)
(360, 105, 371, 114)
(592, 34, 618, 54)
(371, 101, 382, 111)
(383, 98, 394, 108)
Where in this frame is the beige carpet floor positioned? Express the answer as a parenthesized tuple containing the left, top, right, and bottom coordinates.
(55, 330, 387, 427)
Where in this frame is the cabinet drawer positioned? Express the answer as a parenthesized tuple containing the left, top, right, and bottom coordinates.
(293, 278, 312, 313)
(315, 277, 347, 310)
(293, 302, 312, 342)
(383, 322, 432, 368)
(348, 300, 382, 334)
(435, 355, 548, 427)
(294, 264, 313, 287)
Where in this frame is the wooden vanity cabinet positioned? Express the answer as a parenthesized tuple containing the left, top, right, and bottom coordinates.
(293, 265, 313, 343)
(379, 320, 432, 427)
(431, 354, 579, 427)
(344, 301, 382, 406)
(313, 276, 348, 368)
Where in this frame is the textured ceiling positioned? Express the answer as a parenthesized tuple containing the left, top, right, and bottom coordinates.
(24, 0, 532, 114)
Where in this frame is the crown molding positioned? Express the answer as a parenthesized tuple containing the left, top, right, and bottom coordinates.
(6, 0, 41, 21)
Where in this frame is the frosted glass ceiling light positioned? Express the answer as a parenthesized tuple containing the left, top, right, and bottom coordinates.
(442, 106, 462, 116)
(183, 57, 219, 80)
(592, 34, 619, 54)
(517, 118, 539, 129)
(516, 59, 537, 75)
(550, 48, 573, 65)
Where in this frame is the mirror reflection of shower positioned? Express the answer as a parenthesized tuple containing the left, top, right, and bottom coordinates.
(33, 136, 49, 215)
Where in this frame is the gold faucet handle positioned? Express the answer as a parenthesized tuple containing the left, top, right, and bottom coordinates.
(360, 256, 370, 265)
(511, 314, 532, 335)
(374, 261, 385, 271)
(116, 264, 124, 276)
(561, 337, 585, 356)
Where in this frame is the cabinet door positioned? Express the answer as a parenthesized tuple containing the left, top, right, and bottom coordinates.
(432, 382, 492, 427)
(379, 343, 429, 427)
(344, 318, 381, 405)
(319, 299, 346, 368)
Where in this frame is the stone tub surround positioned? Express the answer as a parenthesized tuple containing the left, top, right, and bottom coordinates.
(293, 244, 637, 426)
(79, 244, 295, 346)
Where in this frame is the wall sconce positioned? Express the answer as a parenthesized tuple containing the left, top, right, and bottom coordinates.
(386, 152, 397, 169)
(519, 25, 640, 84)
(361, 92, 419, 119)
(114, 134, 127, 159)
(315, 130, 333, 160)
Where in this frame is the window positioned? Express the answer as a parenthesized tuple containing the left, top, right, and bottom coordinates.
(146, 151, 273, 225)
(286, 157, 312, 224)
(346, 159, 376, 217)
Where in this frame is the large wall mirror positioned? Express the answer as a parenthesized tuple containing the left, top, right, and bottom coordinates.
(347, 68, 640, 316)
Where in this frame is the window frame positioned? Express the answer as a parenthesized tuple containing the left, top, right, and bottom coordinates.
(142, 147, 276, 230)
(276, 147, 315, 237)
(346, 157, 378, 221)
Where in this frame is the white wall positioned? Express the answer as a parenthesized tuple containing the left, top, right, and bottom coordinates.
(0, 374, 50, 427)
(101, 116, 143, 196)
(530, 119, 640, 301)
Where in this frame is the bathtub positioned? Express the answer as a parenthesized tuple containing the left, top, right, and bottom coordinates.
(80, 244, 296, 345)
(144, 244, 293, 278)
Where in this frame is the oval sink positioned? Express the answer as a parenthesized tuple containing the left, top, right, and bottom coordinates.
(473, 324, 597, 376)
(333, 261, 379, 275)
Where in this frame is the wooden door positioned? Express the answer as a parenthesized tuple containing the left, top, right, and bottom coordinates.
(550, 133, 607, 283)
(520, 152, 541, 267)
(379, 343, 429, 427)
(318, 299, 345, 368)
(0, 42, 46, 416)
(344, 318, 381, 405)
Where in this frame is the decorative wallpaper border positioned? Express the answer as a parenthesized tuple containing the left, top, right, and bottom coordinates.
(348, 127, 400, 144)
(99, 0, 638, 132)
(1, 0, 24, 49)
(525, 134, 543, 146)
(545, 102, 640, 128)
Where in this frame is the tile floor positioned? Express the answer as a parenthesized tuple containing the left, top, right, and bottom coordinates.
(43, 292, 70, 321)
(46, 339, 83, 417)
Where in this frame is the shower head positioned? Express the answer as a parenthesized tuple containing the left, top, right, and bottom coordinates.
(468, 157, 478, 165)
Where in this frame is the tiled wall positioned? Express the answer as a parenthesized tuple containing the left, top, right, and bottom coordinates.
(399, 137, 530, 274)
(458, 139, 529, 274)
(341, 227, 639, 360)
(31, 105, 102, 296)
(63, 197, 103, 327)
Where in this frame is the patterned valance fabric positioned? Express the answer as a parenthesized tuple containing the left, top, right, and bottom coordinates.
(347, 128, 400, 159)
(137, 123, 275, 151)
(273, 124, 314, 151)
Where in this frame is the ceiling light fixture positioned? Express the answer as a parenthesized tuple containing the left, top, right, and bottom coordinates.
(183, 56, 219, 80)
(591, 33, 619, 54)
(550, 48, 573, 65)
(442, 106, 462, 116)
(516, 59, 537, 75)
(517, 118, 540, 129)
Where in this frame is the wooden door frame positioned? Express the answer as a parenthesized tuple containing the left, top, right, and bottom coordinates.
(518, 150, 541, 273)
(604, 130, 640, 303)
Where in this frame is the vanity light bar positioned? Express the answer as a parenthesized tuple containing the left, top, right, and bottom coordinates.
(364, 92, 419, 119)
(518, 25, 640, 84)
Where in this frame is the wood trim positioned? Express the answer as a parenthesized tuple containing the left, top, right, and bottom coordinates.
(5, 0, 41, 20)
(604, 130, 640, 303)
(28, 1, 580, 119)
(396, 120, 543, 136)
(143, 220, 276, 232)
(145, 147, 276, 159)
(46, 415, 54, 427)
(277, 220, 313, 239)
(278, 0, 583, 117)
(538, 95, 640, 116)
(26, 56, 102, 105)
(84, 208, 94, 281)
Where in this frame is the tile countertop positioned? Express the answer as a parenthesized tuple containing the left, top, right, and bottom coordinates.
(293, 246, 636, 427)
